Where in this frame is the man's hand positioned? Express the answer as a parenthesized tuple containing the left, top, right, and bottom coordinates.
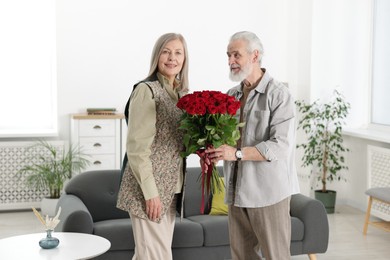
(205, 144, 237, 163)
(145, 196, 162, 221)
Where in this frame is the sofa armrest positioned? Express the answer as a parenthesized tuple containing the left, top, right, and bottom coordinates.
(290, 193, 329, 253)
(56, 194, 94, 234)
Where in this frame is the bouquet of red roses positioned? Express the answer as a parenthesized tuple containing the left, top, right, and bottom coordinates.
(177, 90, 243, 213)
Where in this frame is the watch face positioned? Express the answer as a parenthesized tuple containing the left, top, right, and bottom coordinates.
(236, 150, 243, 159)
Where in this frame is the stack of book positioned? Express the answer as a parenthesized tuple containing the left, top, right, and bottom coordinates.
(87, 108, 117, 115)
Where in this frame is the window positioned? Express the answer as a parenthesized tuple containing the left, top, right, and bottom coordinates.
(371, 0, 390, 126)
(0, 0, 57, 137)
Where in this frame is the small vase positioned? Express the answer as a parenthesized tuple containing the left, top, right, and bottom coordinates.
(39, 229, 60, 249)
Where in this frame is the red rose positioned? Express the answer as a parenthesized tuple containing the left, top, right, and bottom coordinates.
(227, 100, 240, 115)
(217, 102, 227, 114)
(208, 104, 218, 114)
(195, 101, 206, 115)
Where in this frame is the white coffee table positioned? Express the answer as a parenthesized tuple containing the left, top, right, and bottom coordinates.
(0, 232, 111, 260)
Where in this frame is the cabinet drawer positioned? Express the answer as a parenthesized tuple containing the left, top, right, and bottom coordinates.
(79, 137, 116, 154)
(86, 154, 116, 171)
(79, 120, 116, 137)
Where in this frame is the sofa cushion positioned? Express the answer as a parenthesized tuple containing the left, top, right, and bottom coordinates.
(184, 168, 210, 217)
(94, 217, 206, 251)
(209, 177, 228, 215)
(94, 218, 134, 251)
(187, 215, 229, 247)
(65, 170, 129, 222)
(291, 216, 304, 241)
(172, 217, 204, 248)
(184, 167, 223, 217)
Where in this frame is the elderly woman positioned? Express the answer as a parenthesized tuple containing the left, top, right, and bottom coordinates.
(117, 33, 189, 260)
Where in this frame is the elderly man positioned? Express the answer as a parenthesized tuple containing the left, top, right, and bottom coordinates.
(206, 31, 300, 260)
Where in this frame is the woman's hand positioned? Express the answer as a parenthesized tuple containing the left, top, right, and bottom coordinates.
(145, 196, 162, 221)
(206, 144, 237, 163)
(200, 156, 212, 172)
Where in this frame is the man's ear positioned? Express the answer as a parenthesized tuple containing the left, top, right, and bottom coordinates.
(252, 50, 260, 63)
(252, 50, 259, 63)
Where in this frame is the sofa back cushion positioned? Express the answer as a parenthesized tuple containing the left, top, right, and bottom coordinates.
(184, 166, 223, 217)
(65, 170, 129, 222)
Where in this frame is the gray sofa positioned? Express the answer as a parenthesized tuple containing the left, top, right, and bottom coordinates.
(56, 167, 329, 259)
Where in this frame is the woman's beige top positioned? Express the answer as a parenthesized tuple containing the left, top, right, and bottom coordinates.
(125, 73, 183, 200)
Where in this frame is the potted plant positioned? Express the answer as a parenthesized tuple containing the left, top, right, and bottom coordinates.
(295, 89, 350, 213)
(18, 140, 90, 216)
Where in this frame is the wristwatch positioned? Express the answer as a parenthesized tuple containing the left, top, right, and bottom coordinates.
(235, 148, 243, 161)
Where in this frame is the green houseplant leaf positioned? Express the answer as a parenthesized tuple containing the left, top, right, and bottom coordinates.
(295, 90, 350, 193)
(18, 140, 90, 198)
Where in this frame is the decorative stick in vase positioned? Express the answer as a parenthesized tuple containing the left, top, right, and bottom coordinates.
(32, 207, 62, 249)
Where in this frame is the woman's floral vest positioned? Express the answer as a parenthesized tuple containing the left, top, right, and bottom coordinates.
(117, 80, 184, 222)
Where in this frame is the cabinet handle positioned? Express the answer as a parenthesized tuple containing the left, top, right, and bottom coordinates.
(93, 143, 102, 147)
(93, 125, 102, 129)
(93, 161, 102, 165)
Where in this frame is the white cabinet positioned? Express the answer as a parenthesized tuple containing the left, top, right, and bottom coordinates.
(71, 114, 126, 172)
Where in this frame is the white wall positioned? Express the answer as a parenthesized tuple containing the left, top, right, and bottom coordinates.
(56, 0, 312, 141)
(53, 0, 390, 212)
(300, 0, 388, 214)
(310, 0, 372, 128)
(56, 0, 314, 167)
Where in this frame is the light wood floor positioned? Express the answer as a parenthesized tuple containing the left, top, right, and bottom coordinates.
(0, 205, 389, 259)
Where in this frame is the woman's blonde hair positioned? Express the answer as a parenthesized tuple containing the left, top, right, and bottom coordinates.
(144, 33, 189, 92)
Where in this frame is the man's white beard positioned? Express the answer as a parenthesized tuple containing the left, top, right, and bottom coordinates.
(229, 61, 253, 82)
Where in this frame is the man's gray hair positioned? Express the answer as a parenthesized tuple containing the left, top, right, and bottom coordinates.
(229, 31, 264, 66)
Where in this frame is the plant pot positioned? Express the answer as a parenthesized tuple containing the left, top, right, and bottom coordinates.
(41, 197, 59, 217)
(314, 190, 336, 214)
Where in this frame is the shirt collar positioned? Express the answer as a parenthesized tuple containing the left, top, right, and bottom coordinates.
(236, 68, 271, 95)
(255, 68, 271, 93)
(157, 72, 181, 101)
(157, 72, 181, 90)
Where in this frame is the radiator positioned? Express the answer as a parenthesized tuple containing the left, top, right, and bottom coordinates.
(367, 145, 390, 221)
(0, 141, 65, 211)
